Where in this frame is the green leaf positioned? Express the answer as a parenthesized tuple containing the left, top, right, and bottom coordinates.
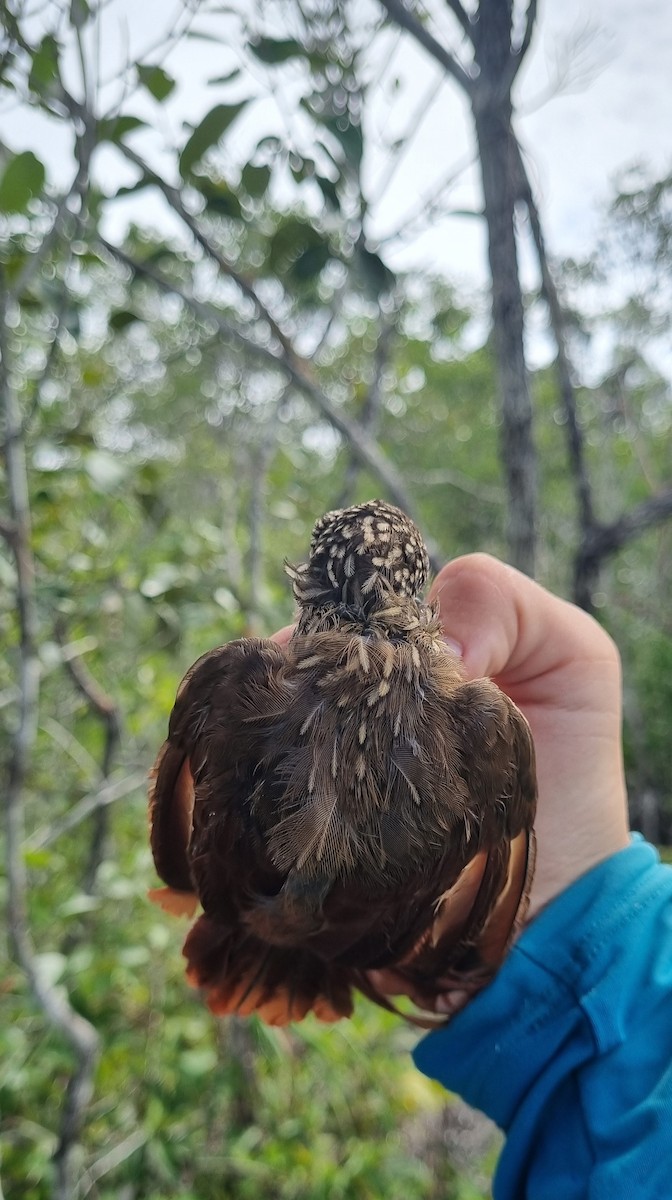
(70, 0, 91, 28)
(305, 103, 364, 169)
(269, 217, 332, 281)
(23, 848, 53, 870)
(358, 247, 395, 297)
(112, 176, 154, 200)
(28, 35, 60, 94)
(315, 173, 340, 211)
(138, 64, 176, 102)
(249, 36, 305, 64)
(185, 29, 224, 44)
(98, 115, 146, 143)
(291, 240, 332, 281)
(110, 308, 141, 330)
(179, 1047, 218, 1077)
(241, 162, 271, 199)
(0, 151, 46, 214)
(208, 68, 241, 86)
(325, 116, 363, 169)
(194, 176, 242, 218)
(179, 102, 248, 177)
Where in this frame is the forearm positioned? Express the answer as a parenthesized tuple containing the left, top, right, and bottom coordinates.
(413, 838, 672, 1199)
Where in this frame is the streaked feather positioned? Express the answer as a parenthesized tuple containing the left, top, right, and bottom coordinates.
(148, 501, 537, 1026)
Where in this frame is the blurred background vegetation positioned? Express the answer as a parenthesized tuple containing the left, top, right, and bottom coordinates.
(1, 0, 671, 1197)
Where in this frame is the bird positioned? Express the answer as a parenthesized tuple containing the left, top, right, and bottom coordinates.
(148, 499, 537, 1027)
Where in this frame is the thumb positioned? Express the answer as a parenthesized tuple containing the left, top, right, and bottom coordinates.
(428, 552, 616, 698)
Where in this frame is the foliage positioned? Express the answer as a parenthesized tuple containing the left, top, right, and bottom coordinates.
(1, 1, 671, 1197)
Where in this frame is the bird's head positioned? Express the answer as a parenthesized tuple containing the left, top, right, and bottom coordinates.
(286, 500, 430, 618)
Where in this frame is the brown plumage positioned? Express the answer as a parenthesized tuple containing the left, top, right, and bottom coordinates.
(148, 500, 536, 1026)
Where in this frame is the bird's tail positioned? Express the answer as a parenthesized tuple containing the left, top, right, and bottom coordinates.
(182, 914, 355, 1026)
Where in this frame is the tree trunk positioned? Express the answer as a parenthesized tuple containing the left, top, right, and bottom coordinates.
(474, 105, 537, 576)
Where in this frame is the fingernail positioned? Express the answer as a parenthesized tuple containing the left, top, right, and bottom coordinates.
(442, 637, 463, 658)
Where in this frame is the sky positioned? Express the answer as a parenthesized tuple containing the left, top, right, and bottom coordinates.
(368, 0, 672, 286)
(5, 0, 672, 294)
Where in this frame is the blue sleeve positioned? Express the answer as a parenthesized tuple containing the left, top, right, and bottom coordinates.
(412, 838, 672, 1199)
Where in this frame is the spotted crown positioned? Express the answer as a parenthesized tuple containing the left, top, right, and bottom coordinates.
(303, 499, 429, 604)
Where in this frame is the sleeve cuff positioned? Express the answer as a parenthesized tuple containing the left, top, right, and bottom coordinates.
(412, 837, 672, 1130)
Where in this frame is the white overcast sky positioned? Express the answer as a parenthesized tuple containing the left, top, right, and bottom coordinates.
(6, 0, 672, 292)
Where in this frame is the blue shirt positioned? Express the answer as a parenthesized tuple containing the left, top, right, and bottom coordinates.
(413, 839, 672, 1198)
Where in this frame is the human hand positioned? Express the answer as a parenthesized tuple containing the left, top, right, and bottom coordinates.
(428, 554, 630, 920)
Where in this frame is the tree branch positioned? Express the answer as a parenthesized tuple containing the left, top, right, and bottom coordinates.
(54, 84, 444, 564)
(506, 0, 538, 88)
(378, 0, 475, 95)
(245, 421, 276, 635)
(54, 622, 122, 893)
(1, 273, 99, 1200)
(333, 314, 396, 508)
(25, 772, 147, 853)
(96, 237, 443, 568)
(512, 139, 595, 534)
(584, 490, 672, 562)
(410, 466, 503, 504)
(443, 0, 474, 40)
(7, 167, 83, 306)
(574, 487, 672, 611)
(114, 141, 298, 361)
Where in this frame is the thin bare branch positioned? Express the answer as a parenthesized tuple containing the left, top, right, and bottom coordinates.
(507, 0, 538, 87)
(1, 272, 99, 1200)
(96, 237, 443, 567)
(378, 0, 475, 95)
(80, 1130, 147, 1196)
(410, 466, 503, 504)
(7, 184, 75, 306)
(25, 772, 147, 852)
(443, 0, 473, 40)
(512, 139, 595, 532)
(333, 315, 396, 508)
(114, 141, 298, 360)
(376, 151, 476, 246)
(371, 71, 447, 207)
(575, 488, 672, 611)
(56, 624, 121, 775)
(585, 490, 672, 561)
(55, 621, 122, 892)
(51, 85, 442, 561)
(509, 139, 671, 607)
(245, 419, 277, 635)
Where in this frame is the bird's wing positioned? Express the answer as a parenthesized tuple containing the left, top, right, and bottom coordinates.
(391, 671, 537, 996)
(148, 635, 366, 1024)
(148, 638, 287, 907)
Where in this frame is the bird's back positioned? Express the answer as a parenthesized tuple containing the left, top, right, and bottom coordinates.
(148, 500, 537, 1024)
